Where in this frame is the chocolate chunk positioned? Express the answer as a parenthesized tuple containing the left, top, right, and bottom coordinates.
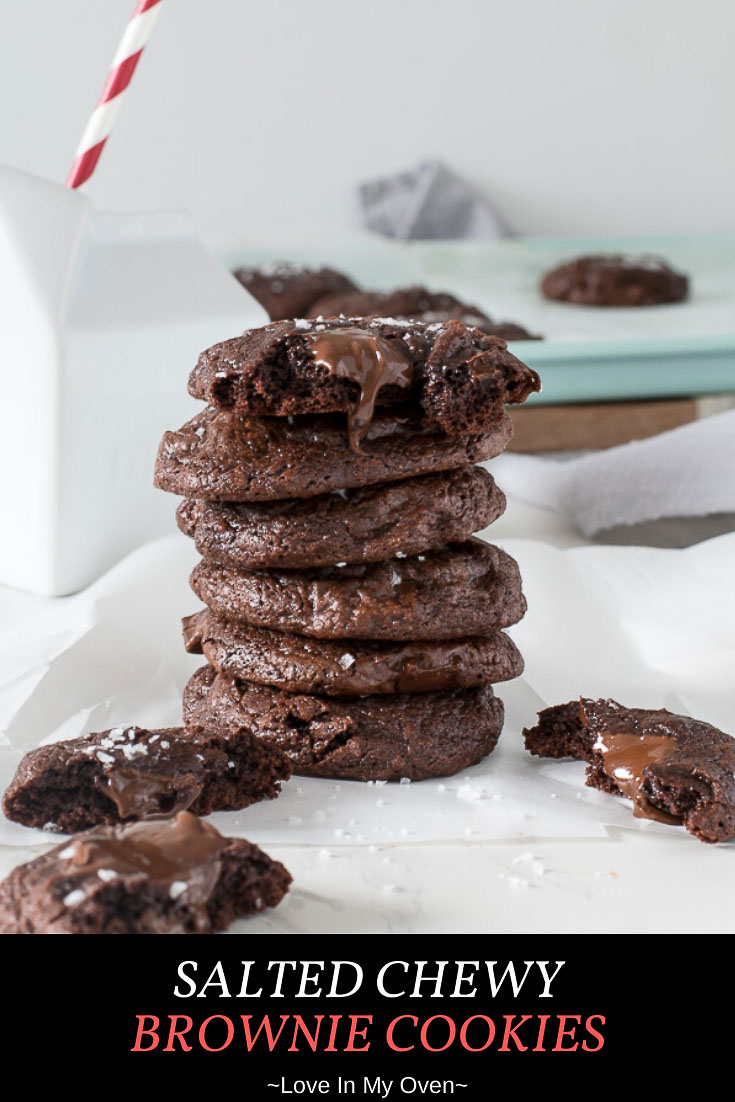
(175, 466, 505, 569)
(524, 698, 735, 843)
(188, 539, 525, 641)
(2, 724, 290, 833)
(154, 405, 512, 503)
(0, 811, 291, 934)
(183, 609, 524, 696)
(307, 285, 540, 340)
(184, 666, 504, 782)
(540, 255, 689, 306)
(186, 317, 540, 440)
(233, 263, 358, 320)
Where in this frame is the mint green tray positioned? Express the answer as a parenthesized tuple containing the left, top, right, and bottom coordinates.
(231, 231, 735, 406)
(410, 232, 735, 406)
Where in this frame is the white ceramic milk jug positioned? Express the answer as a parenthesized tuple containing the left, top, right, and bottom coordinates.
(0, 165, 267, 596)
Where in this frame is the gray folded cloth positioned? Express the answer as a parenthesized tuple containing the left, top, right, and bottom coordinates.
(359, 160, 506, 240)
(491, 408, 735, 541)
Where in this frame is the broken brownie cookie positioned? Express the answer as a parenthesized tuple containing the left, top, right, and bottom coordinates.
(524, 698, 735, 843)
(3, 724, 290, 833)
(0, 811, 291, 934)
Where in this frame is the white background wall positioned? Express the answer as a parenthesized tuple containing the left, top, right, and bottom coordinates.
(2, 0, 734, 255)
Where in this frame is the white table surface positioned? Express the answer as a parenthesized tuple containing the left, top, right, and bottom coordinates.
(2, 493, 734, 935)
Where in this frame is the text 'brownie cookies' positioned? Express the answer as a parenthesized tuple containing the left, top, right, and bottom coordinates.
(0, 811, 291, 934)
(540, 254, 689, 307)
(524, 698, 735, 843)
(154, 313, 537, 782)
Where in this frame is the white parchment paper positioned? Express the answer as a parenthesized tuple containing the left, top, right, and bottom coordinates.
(3, 527, 733, 850)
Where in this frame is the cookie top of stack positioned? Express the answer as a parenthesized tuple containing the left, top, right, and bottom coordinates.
(184, 316, 541, 449)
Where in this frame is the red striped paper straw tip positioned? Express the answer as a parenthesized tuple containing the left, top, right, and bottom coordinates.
(66, 0, 164, 191)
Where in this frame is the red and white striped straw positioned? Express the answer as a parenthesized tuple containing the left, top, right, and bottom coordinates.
(66, 0, 164, 190)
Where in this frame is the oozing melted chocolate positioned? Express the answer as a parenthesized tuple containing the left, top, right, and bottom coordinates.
(304, 328, 413, 452)
(595, 732, 681, 824)
(60, 812, 229, 930)
(103, 766, 200, 819)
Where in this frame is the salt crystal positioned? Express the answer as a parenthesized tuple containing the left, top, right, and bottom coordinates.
(122, 743, 147, 759)
(63, 889, 87, 908)
(339, 652, 356, 669)
(97, 869, 118, 882)
(169, 881, 188, 900)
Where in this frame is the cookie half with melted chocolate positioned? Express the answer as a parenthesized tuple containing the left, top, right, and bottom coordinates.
(0, 811, 291, 934)
(188, 539, 525, 641)
(186, 317, 540, 449)
(2, 724, 290, 833)
(184, 665, 504, 782)
(183, 609, 524, 696)
(524, 698, 735, 843)
(154, 405, 512, 502)
(175, 466, 505, 569)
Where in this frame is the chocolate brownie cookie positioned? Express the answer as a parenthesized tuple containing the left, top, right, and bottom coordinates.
(540, 255, 689, 306)
(176, 467, 504, 569)
(183, 609, 523, 695)
(524, 698, 735, 843)
(2, 724, 290, 833)
(154, 405, 513, 503)
(307, 285, 540, 340)
(233, 263, 358, 320)
(0, 811, 291, 934)
(189, 539, 525, 640)
(184, 666, 504, 782)
(187, 317, 540, 449)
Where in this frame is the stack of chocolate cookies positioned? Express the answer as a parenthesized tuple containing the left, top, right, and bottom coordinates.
(154, 316, 540, 782)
